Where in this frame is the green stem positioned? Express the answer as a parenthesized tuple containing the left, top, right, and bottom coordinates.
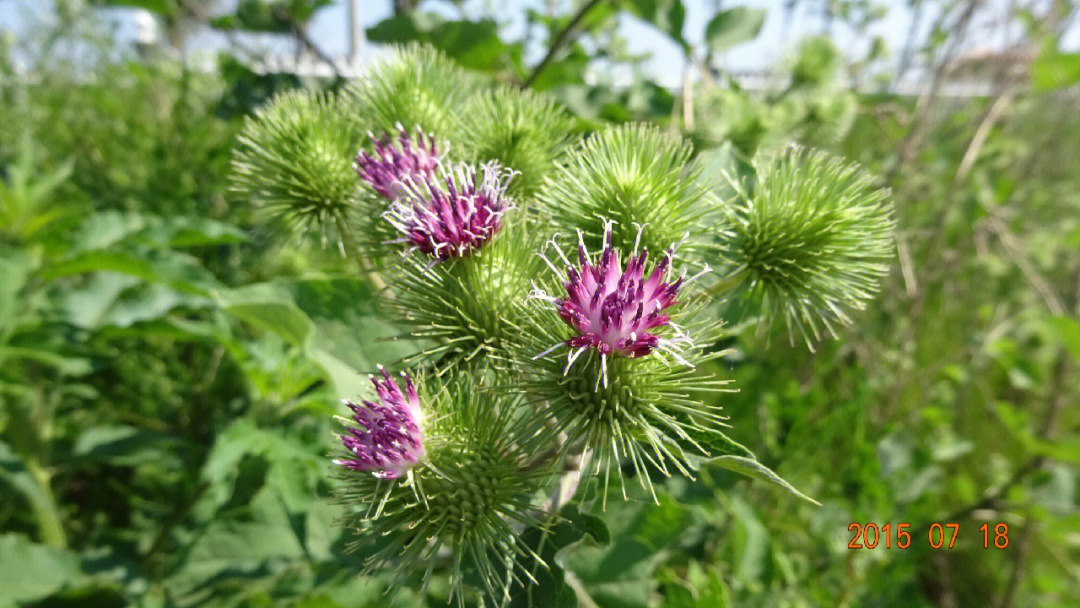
(25, 460, 66, 548)
(335, 216, 386, 291)
(524, 0, 605, 88)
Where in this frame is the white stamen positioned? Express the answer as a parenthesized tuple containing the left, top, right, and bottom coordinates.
(657, 341, 694, 368)
(601, 218, 617, 248)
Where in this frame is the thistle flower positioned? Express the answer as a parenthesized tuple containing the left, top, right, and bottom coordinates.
(533, 222, 706, 385)
(512, 222, 733, 504)
(385, 162, 516, 261)
(716, 146, 895, 347)
(230, 90, 362, 236)
(335, 370, 549, 606)
(335, 367, 425, 480)
(537, 123, 718, 263)
(355, 124, 439, 200)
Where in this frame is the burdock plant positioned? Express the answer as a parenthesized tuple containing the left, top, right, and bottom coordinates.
(231, 44, 895, 606)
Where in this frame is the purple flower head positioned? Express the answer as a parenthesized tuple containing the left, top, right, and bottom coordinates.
(355, 124, 439, 200)
(533, 222, 709, 386)
(335, 366, 425, 479)
(385, 162, 516, 261)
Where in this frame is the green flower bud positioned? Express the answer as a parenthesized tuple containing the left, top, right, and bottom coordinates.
(230, 89, 362, 238)
(538, 123, 718, 263)
(453, 86, 574, 198)
(342, 43, 485, 138)
(716, 146, 895, 347)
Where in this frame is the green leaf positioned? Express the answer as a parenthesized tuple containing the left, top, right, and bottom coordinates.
(42, 249, 223, 296)
(216, 283, 315, 346)
(1031, 52, 1080, 91)
(73, 425, 183, 469)
(708, 456, 821, 505)
(73, 211, 247, 253)
(510, 505, 610, 608)
(1043, 315, 1080, 360)
(0, 248, 32, 328)
(217, 279, 421, 397)
(57, 272, 205, 329)
(659, 561, 731, 608)
(623, 0, 688, 53)
(0, 534, 86, 605)
(366, 14, 515, 71)
(209, 0, 334, 32)
(704, 7, 766, 55)
(89, 0, 175, 16)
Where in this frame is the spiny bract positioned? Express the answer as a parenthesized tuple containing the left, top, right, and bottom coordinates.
(515, 225, 733, 504)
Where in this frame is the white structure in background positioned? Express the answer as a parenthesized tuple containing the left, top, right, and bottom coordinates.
(131, 8, 159, 47)
(346, 0, 362, 64)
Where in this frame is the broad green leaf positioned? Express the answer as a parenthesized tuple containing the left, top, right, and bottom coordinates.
(89, 0, 175, 15)
(0, 346, 92, 376)
(708, 455, 820, 504)
(0, 248, 32, 328)
(58, 273, 207, 329)
(217, 279, 421, 397)
(704, 7, 766, 55)
(510, 505, 611, 608)
(42, 249, 223, 296)
(553, 496, 696, 608)
(74, 211, 247, 253)
(73, 425, 184, 468)
(659, 561, 731, 608)
(0, 534, 86, 604)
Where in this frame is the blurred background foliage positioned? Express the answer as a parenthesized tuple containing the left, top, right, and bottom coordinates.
(1, 0, 1079, 606)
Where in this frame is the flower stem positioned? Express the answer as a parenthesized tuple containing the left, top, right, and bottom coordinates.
(335, 215, 385, 291)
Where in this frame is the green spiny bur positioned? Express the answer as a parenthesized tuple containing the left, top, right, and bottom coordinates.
(717, 145, 895, 347)
(230, 89, 362, 239)
(387, 218, 546, 369)
(538, 123, 718, 263)
(509, 261, 735, 505)
(342, 43, 485, 138)
(453, 86, 574, 198)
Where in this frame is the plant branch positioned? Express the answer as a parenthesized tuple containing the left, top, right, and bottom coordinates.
(524, 0, 605, 88)
(335, 215, 385, 291)
(954, 85, 1018, 185)
(270, 7, 344, 81)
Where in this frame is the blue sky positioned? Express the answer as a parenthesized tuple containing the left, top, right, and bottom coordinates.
(2, 0, 1078, 86)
